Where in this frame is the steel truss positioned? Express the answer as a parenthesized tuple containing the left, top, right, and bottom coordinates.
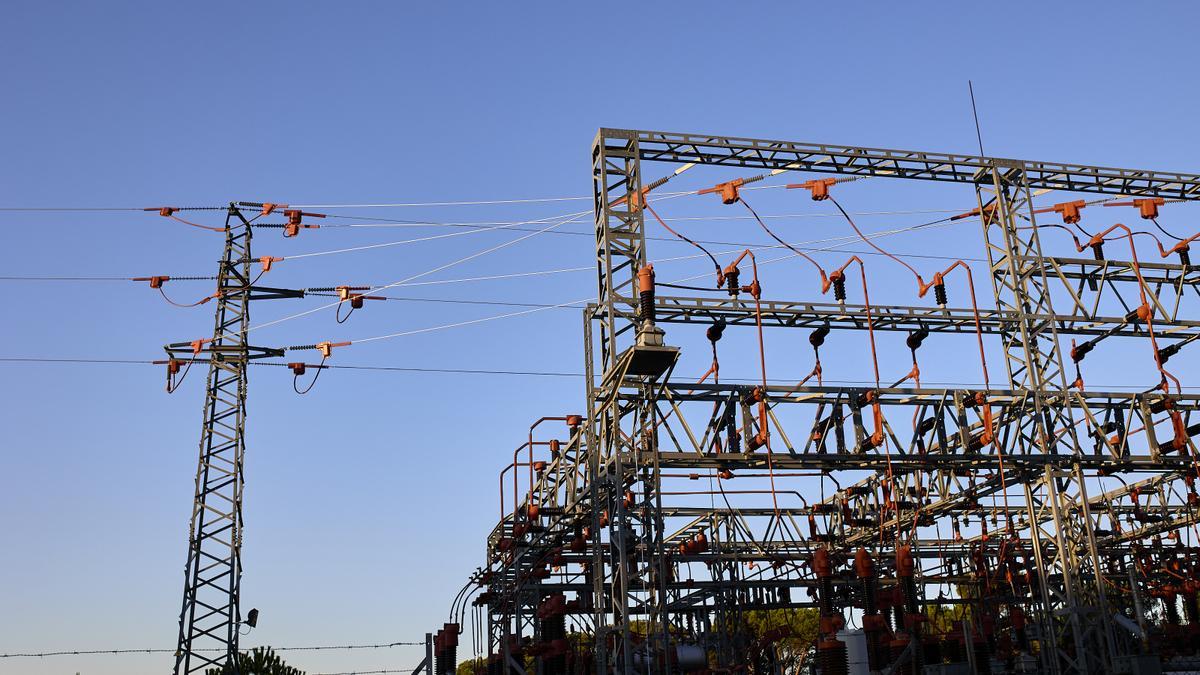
(463, 130, 1200, 675)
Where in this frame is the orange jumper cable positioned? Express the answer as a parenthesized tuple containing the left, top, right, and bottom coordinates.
(524, 417, 569, 521)
(1154, 229, 1200, 265)
(1078, 224, 1181, 394)
(739, 194, 830, 289)
(504, 442, 532, 526)
(823, 189, 999, 465)
(145, 207, 227, 232)
(1104, 196, 1191, 241)
(643, 196, 722, 284)
(286, 340, 348, 395)
(717, 248, 782, 519)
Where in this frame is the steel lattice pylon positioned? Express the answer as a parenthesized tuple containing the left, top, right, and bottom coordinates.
(167, 204, 289, 675)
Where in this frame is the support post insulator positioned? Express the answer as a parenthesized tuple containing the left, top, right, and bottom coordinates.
(638, 265, 655, 324)
(831, 272, 847, 302)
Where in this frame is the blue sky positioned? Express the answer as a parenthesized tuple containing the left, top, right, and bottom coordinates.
(2, 2, 1199, 674)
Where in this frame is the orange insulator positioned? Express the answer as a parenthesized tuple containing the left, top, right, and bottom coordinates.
(855, 548, 874, 578)
(814, 548, 833, 579)
(896, 545, 915, 578)
(638, 264, 655, 293)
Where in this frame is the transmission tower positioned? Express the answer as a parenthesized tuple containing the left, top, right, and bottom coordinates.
(165, 204, 299, 675)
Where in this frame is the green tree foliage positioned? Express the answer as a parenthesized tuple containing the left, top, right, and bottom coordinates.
(204, 647, 305, 675)
(457, 656, 486, 675)
(743, 608, 820, 671)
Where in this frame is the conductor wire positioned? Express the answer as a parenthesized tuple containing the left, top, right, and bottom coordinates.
(1085, 224, 1182, 394)
(293, 357, 327, 395)
(719, 249, 780, 521)
(740, 194, 829, 289)
(643, 197, 721, 284)
(829, 195, 928, 290)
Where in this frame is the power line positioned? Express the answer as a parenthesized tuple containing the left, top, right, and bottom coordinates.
(304, 294, 588, 310)
(238, 207, 592, 337)
(309, 207, 963, 230)
(0, 275, 139, 281)
(0, 207, 151, 212)
(0, 641, 424, 658)
(0, 215, 978, 288)
(1, 358, 1190, 391)
(329, 216, 965, 348)
(279, 210, 592, 261)
(312, 670, 412, 675)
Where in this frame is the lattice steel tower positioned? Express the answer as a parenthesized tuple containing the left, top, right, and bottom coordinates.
(166, 204, 294, 675)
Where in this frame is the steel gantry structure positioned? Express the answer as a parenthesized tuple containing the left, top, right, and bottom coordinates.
(455, 129, 1200, 675)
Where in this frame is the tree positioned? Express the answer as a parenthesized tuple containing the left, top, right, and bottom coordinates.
(204, 647, 306, 675)
(457, 655, 486, 675)
(743, 608, 821, 672)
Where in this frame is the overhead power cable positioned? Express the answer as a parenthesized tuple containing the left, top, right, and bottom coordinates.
(311, 669, 412, 675)
(319, 216, 967, 348)
(277, 210, 592, 261)
(306, 207, 963, 231)
(0, 213, 983, 290)
(3, 357, 1194, 391)
(303, 293, 588, 310)
(238, 207, 595, 337)
(0, 641, 424, 658)
(289, 188, 700, 209)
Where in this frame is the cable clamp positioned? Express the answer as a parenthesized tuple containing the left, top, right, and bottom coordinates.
(1044, 199, 1087, 224)
(1105, 197, 1165, 220)
(786, 178, 837, 201)
(133, 275, 171, 288)
(698, 178, 745, 204)
(287, 362, 329, 376)
(950, 201, 999, 223)
(315, 340, 351, 358)
(283, 209, 326, 237)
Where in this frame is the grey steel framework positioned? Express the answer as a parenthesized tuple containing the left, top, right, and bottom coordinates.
(165, 205, 291, 675)
(461, 129, 1200, 675)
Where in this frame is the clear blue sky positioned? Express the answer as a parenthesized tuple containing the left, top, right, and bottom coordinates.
(3, 2, 1199, 674)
